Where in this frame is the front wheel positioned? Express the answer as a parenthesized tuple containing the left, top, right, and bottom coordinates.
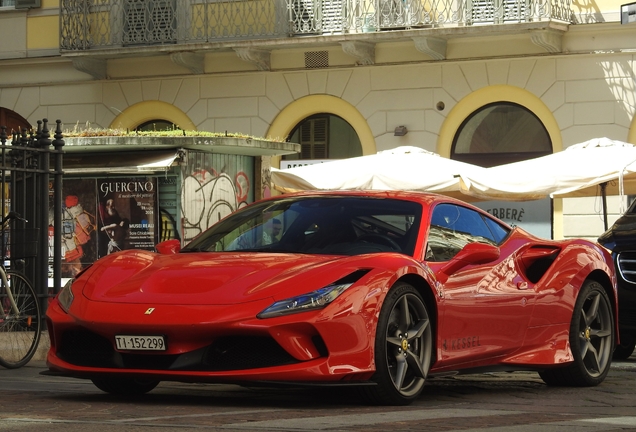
(539, 280, 614, 386)
(0, 271, 41, 369)
(92, 377, 160, 395)
(361, 282, 433, 405)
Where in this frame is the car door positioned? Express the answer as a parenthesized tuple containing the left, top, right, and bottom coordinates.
(425, 203, 536, 366)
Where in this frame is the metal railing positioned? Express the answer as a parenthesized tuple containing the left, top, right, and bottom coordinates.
(60, 0, 572, 51)
(0, 120, 65, 316)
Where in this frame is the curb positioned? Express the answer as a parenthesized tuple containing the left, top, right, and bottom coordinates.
(33, 332, 50, 362)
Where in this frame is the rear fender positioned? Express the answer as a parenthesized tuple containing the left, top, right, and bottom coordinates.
(515, 244, 560, 284)
(529, 242, 616, 328)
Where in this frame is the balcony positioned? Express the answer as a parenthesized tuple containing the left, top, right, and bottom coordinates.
(60, 0, 572, 52)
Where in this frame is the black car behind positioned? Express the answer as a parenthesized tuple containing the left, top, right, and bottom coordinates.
(598, 199, 636, 359)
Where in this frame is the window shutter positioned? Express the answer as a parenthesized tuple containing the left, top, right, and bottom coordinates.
(299, 117, 329, 159)
(300, 123, 313, 159)
(15, 0, 40, 8)
(321, 0, 344, 32)
(312, 118, 328, 158)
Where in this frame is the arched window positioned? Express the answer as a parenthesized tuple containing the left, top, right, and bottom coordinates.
(452, 102, 552, 167)
(135, 119, 180, 132)
(284, 114, 362, 161)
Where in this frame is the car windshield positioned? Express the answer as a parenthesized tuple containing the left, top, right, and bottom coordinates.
(182, 196, 422, 256)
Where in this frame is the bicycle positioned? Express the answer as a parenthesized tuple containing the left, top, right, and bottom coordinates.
(0, 211, 41, 369)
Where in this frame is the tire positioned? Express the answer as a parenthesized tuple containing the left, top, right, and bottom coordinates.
(0, 271, 42, 369)
(92, 377, 160, 395)
(361, 282, 433, 405)
(539, 280, 614, 386)
(612, 337, 635, 360)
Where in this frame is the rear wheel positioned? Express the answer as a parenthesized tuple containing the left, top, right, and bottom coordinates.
(539, 280, 614, 386)
(92, 377, 160, 395)
(361, 282, 432, 405)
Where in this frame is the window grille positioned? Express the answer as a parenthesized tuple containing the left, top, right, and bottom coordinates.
(305, 51, 329, 68)
(467, 0, 529, 24)
(123, 0, 176, 46)
(292, 0, 344, 34)
(292, 0, 318, 33)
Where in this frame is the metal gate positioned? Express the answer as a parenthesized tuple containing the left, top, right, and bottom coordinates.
(0, 119, 64, 319)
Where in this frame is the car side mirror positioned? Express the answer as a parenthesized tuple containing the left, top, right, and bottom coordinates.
(155, 239, 181, 255)
(437, 242, 500, 284)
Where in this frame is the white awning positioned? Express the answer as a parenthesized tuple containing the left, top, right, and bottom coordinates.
(63, 150, 180, 174)
(271, 146, 486, 201)
(458, 138, 636, 201)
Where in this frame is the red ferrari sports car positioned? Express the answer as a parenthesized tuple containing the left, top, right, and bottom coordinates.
(45, 191, 618, 405)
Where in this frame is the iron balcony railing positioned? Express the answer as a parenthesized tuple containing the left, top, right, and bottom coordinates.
(60, 0, 572, 51)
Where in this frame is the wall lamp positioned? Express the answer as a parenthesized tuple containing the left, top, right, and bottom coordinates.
(394, 126, 408, 136)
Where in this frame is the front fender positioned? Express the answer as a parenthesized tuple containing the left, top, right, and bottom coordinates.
(312, 255, 437, 376)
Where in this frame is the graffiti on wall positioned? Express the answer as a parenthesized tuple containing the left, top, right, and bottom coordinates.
(181, 169, 252, 243)
(180, 152, 254, 243)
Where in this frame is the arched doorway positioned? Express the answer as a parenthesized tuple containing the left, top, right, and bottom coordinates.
(451, 102, 552, 167)
(283, 113, 362, 163)
(0, 108, 30, 134)
(110, 101, 196, 131)
(437, 85, 562, 157)
(268, 95, 376, 166)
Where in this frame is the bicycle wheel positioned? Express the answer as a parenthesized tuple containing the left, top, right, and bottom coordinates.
(0, 271, 41, 369)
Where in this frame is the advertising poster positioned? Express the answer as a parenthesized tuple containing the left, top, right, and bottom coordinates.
(97, 177, 158, 258)
(58, 179, 98, 278)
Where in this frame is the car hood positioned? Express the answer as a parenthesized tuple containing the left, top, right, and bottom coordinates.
(80, 250, 361, 305)
(598, 213, 636, 252)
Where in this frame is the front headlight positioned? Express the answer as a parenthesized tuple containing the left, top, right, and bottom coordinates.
(257, 282, 353, 319)
(57, 279, 75, 313)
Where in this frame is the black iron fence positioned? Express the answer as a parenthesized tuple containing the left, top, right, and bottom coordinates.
(0, 119, 64, 318)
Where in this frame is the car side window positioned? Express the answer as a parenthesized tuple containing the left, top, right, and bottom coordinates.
(426, 204, 497, 262)
(483, 216, 510, 243)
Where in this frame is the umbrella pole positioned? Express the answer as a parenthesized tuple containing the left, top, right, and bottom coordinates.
(601, 182, 608, 231)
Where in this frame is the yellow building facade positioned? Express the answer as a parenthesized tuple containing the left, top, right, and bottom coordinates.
(1, 0, 635, 241)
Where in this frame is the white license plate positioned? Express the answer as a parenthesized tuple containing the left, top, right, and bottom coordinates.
(115, 335, 166, 351)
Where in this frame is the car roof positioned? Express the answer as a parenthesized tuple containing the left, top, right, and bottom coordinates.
(264, 190, 513, 230)
(270, 190, 452, 205)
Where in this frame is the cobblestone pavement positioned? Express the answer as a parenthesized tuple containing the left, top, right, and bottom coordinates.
(0, 358, 635, 432)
